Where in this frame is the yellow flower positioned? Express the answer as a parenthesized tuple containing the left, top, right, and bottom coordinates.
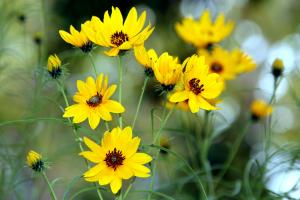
(251, 100, 272, 120)
(47, 54, 62, 79)
(153, 52, 182, 91)
(198, 47, 237, 80)
(134, 45, 158, 77)
(272, 58, 284, 78)
(63, 74, 125, 129)
(80, 127, 152, 194)
(169, 55, 224, 113)
(166, 100, 189, 111)
(231, 49, 256, 74)
(175, 10, 234, 49)
(59, 23, 93, 53)
(82, 7, 154, 57)
(27, 150, 44, 172)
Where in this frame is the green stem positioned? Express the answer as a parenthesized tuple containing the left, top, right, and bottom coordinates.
(215, 121, 251, 187)
(57, 81, 104, 200)
(132, 77, 149, 130)
(200, 111, 214, 197)
(88, 53, 98, 76)
(147, 106, 174, 200)
(118, 56, 123, 128)
(123, 183, 133, 200)
(42, 171, 58, 200)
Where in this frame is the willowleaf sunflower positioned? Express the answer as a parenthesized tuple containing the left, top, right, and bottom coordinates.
(63, 74, 125, 129)
(169, 55, 224, 113)
(26, 150, 44, 172)
(59, 22, 93, 53)
(175, 10, 234, 49)
(47, 54, 62, 79)
(198, 47, 237, 80)
(153, 52, 183, 92)
(80, 126, 152, 194)
(134, 45, 158, 77)
(251, 100, 272, 121)
(231, 49, 256, 74)
(82, 7, 154, 57)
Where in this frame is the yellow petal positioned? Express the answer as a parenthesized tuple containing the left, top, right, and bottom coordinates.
(169, 91, 189, 103)
(88, 111, 101, 129)
(128, 153, 152, 164)
(105, 48, 120, 57)
(97, 106, 113, 121)
(83, 137, 104, 155)
(110, 178, 122, 194)
(103, 100, 125, 113)
(117, 165, 133, 180)
(188, 93, 199, 113)
(79, 151, 103, 163)
(83, 163, 106, 177)
(103, 85, 117, 100)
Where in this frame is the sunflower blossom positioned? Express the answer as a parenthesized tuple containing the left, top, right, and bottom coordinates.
(82, 7, 154, 57)
(231, 49, 256, 74)
(198, 47, 238, 80)
(251, 100, 272, 121)
(47, 54, 62, 79)
(27, 150, 44, 172)
(134, 45, 158, 77)
(153, 52, 183, 92)
(63, 74, 125, 129)
(59, 22, 93, 53)
(80, 126, 152, 194)
(169, 55, 224, 113)
(175, 10, 234, 49)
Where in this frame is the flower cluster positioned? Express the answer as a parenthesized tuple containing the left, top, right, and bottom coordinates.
(25, 6, 281, 199)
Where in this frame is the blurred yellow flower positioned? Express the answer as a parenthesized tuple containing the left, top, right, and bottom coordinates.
(175, 10, 234, 49)
(59, 23, 93, 53)
(47, 54, 62, 79)
(153, 52, 182, 92)
(80, 127, 152, 194)
(169, 55, 224, 113)
(199, 47, 237, 80)
(272, 58, 284, 78)
(27, 150, 44, 172)
(63, 74, 125, 129)
(82, 7, 154, 57)
(231, 49, 256, 74)
(134, 45, 158, 77)
(251, 100, 272, 120)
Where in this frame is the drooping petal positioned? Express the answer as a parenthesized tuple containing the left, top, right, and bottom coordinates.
(110, 178, 122, 194)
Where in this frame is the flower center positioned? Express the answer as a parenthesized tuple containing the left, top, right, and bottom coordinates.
(189, 78, 204, 95)
(210, 62, 223, 73)
(111, 31, 129, 47)
(104, 148, 125, 171)
(80, 41, 93, 53)
(86, 93, 102, 107)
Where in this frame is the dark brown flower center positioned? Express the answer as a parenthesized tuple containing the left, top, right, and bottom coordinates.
(86, 93, 102, 107)
(210, 62, 223, 73)
(104, 148, 125, 171)
(111, 31, 129, 47)
(189, 78, 204, 95)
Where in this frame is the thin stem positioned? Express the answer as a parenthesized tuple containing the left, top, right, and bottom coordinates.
(123, 183, 133, 200)
(132, 77, 149, 130)
(147, 105, 174, 200)
(215, 121, 251, 187)
(42, 171, 58, 200)
(56, 81, 104, 200)
(88, 53, 98, 76)
(118, 56, 123, 128)
(200, 111, 214, 197)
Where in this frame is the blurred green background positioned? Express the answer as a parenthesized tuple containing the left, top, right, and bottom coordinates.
(1, 0, 300, 199)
